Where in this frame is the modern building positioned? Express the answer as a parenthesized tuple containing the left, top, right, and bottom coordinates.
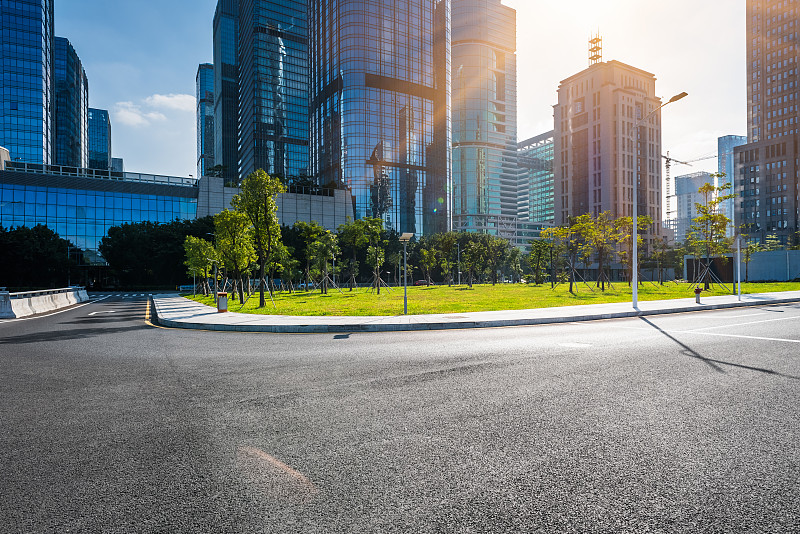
(517, 131, 554, 224)
(53, 37, 89, 169)
(673, 171, 713, 243)
(237, 0, 309, 181)
(0, 0, 55, 165)
(554, 59, 665, 248)
(309, 0, 452, 236)
(196, 63, 215, 179)
(451, 0, 518, 236)
(88, 108, 112, 170)
(212, 0, 239, 183)
(111, 158, 124, 172)
(717, 134, 747, 236)
(734, 0, 799, 246)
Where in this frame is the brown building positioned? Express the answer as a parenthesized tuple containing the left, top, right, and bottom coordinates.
(554, 60, 665, 248)
(734, 0, 800, 245)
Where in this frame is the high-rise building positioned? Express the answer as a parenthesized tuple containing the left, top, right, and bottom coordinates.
(238, 0, 309, 180)
(517, 131, 555, 224)
(309, 0, 452, 236)
(196, 63, 215, 178)
(554, 60, 664, 247)
(734, 0, 799, 245)
(717, 135, 747, 236)
(451, 0, 518, 235)
(111, 158, 124, 173)
(213, 0, 239, 183)
(674, 171, 713, 243)
(0, 0, 55, 164)
(53, 37, 89, 168)
(88, 108, 112, 170)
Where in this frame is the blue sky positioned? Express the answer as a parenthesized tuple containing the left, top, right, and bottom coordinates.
(55, 0, 745, 181)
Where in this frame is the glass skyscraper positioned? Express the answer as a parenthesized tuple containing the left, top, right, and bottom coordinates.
(88, 108, 111, 170)
(309, 0, 452, 236)
(238, 0, 309, 180)
(196, 63, 215, 178)
(452, 0, 517, 235)
(53, 37, 88, 168)
(213, 0, 239, 183)
(0, 0, 55, 164)
(717, 134, 746, 237)
(517, 131, 554, 224)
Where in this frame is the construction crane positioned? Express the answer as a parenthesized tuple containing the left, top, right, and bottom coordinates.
(662, 152, 718, 220)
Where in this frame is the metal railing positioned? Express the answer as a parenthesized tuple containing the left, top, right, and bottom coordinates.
(7, 287, 85, 299)
(5, 162, 197, 188)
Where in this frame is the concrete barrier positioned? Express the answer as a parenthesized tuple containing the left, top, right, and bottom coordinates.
(0, 287, 89, 319)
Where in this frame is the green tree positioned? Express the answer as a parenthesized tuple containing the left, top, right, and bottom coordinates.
(614, 215, 654, 287)
(763, 233, 784, 251)
(542, 224, 582, 294)
(214, 210, 256, 302)
(527, 238, 551, 285)
(419, 245, 438, 285)
(308, 230, 340, 294)
(485, 235, 510, 285)
(337, 217, 369, 290)
(231, 169, 286, 308)
(360, 218, 386, 293)
(293, 221, 327, 289)
(574, 211, 618, 291)
(505, 247, 523, 283)
(688, 178, 735, 289)
(462, 236, 488, 288)
(183, 236, 216, 295)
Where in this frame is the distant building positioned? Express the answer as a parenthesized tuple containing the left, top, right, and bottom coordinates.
(308, 0, 452, 236)
(554, 60, 664, 249)
(674, 171, 712, 243)
(717, 135, 746, 236)
(88, 108, 112, 170)
(0, 0, 55, 164)
(452, 0, 518, 236)
(734, 0, 799, 246)
(196, 63, 215, 178)
(53, 37, 89, 169)
(517, 131, 554, 224)
(212, 0, 239, 183)
(111, 158, 124, 172)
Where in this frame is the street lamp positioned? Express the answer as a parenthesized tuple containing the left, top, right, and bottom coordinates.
(631, 91, 688, 309)
(399, 233, 414, 315)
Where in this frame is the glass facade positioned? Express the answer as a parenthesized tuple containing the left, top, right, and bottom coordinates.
(0, 163, 198, 262)
(213, 0, 239, 183)
(309, 0, 452, 236)
(238, 0, 309, 180)
(452, 0, 517, 234)
(88, 108, 111, 170)
(0, 0, 55, 164)
(517, 131, 554, 224)
(53, 37, 88, 168)
(717, 134, 746, 237)
(196, 63, 215, 178)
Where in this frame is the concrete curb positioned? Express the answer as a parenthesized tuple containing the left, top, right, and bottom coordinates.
(150, 294, 800, 334)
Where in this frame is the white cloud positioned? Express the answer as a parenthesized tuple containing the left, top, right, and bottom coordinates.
(113, 101, 167, 127)
(144, 93, 196, 112)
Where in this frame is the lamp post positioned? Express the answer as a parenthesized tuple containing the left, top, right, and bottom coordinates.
(631, 91, 688, 309)
(399, 233, 414, 315)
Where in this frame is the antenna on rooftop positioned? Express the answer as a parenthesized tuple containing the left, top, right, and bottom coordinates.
(589, 32, 602, 66)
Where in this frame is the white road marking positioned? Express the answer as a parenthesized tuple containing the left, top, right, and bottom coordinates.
(688, 331, 800, 344)
(559, 342, 593, 349)
(88, 310, 116, 316)
(685, 314, 800, 332)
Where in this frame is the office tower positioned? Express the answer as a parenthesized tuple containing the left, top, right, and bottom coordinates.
(309, 0, 452, 236)
(213, 0, 239, 183)
(451, 0, 517, 235)
(674, 172, 714, 243)
(111, 158, 124, 172)
(238, 0, 309, 180)
(196, 63, 215, 178)
(734, 1, 799, 245)
(0, 0, 55, 164)
(88, 108, 112, 170)
(717, 135, 747, 236)
(554, 60, 664, 247)
(517, 131, 555, 224)
(53, 37, 89, 168)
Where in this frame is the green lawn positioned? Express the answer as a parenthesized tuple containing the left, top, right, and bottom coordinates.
(184, 281, 800, 316)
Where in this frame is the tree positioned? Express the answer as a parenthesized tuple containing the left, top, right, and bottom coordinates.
(485, 235, 510, 285)
(0, 224, 74, 290)
(688, 177, 735, 289)
(650, 237, 672, 285)
(763, 233, 784, 251)
(337, 217, 369, 290)
(418, 244, 438, 285)
(461, 236, 488, 288)
(360, 218, 386, 293)
(293, 221, 327, 289)
(614, 215, 654, 287)
(231, 169, 286, 308)
(527, 238, 551, 285)
(183, 236, 216, 295)
(214, 210, 256, 303)
(542, 224, 582, 294)
(307, 230, 339, 294)
(740, 237, 762, 283)
(505, 247, 523, 283)
(574, 211, 618, 291)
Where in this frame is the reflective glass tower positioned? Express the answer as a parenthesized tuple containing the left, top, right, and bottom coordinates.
(517, 131, 554, 224)
(309, 0, 452, 236)
(53, 37, 88, 168)
(238, 0, 309, 180)
(88, 108, 111, 170)
(196, 63, 215, 178)
(0, 0, 55, 164)
(452, 0, 517, 235)
(717, 134, 746, 237)
(213, 0, 239, 183)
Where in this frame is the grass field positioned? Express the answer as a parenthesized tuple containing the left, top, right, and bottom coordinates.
(184, 281, 800, 316)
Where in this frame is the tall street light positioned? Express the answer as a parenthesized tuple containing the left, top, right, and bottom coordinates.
(399, 233, 414, 315)
(631, 91, 688, 309)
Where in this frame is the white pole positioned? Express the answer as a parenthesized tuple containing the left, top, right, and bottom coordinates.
(632, 123, 639, 309)
(737, 239, 742, 301)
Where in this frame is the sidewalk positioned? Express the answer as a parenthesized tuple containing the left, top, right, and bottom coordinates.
(150, 290, 800, 334)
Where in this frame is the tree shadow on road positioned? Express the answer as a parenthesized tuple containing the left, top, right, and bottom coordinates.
(638, 316, 799, 380)
(0, 324, 151, 345)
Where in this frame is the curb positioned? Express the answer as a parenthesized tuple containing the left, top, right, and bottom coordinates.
(150, 295, 800, 334)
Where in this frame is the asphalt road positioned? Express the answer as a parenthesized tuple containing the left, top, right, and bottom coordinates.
(1, 294, 798, 533)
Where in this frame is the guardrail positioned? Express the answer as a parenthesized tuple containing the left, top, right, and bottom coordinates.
(0, 287, 89, 319)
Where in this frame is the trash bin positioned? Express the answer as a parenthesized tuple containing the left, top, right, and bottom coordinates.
(217, 292, 228, 313)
